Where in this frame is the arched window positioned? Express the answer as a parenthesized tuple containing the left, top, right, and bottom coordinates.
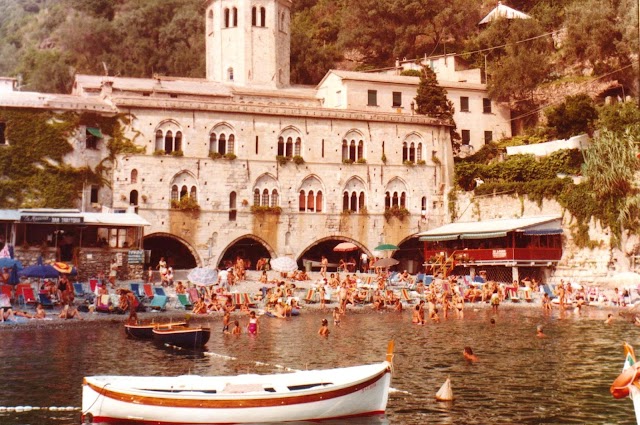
(285, 137, 293, 157)
(342, 192, 349, 211)
(229, 192, 237, 209)
(417, 143, 423, 161)
(342, 140, 348, 161)
(298, 190, 306, 212)
(130, 169, 138, 184)
(209, 133, 216, 152)
(190, 186, 197, 200)
(316, 191, 323, 212)
(155, 130, 164, 151)
(271, 189, 279, 207)
(342, 132, 365, 162)
(294, 137, 301, 156)
(400, 192, 406, 208)
(402, 142, 408, 162)
(232, 7, 238, 26)
(359, 192, 365, 210)
(260, 7, 266, 27)
(175, 131, 182, 152)
(385, 192, 391, 209)
(171, 185, 179, 201)
(280, 11, 285, 31)
(357, 140, 364, 159)
(254, 174, 279, 207)
(228, 134, 235, 154)
(306, 190, 315, 212)
(224, 8, 230, 28)
(392, 192, 399, 207)
(350, 192, 357, 211)
(129, 190, 138, 206)
(180, 185, 188, 199)
(218, 134, 227, 155)
(409, 142, 415, 162)
(254, 188, 260, 205)
(262, 189, 269, 206)
(251, 7, 257, 26)
(228, 68, 234, 81)
(349, 140, 356, 161)
(164, 130, 173, 153)
(277, 137, 284, 156)
(404, 133, 424, 164)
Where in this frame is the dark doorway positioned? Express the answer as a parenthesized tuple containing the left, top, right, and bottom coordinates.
(143, 234, 197, 270)
(218, 237, 271, 271)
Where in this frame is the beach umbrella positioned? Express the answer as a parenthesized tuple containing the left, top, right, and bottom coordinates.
(333, 242, 358, 252)
(52, 262, 75, 274)
(0, 257, 23, 271)
(270, 256, 299, 273)
(374, 243, 399, 251)
(187, 267, 218, 286)
(19, 263, 60, 279)
(371, 257, 399, 268)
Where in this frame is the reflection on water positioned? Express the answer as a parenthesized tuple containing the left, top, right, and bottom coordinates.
(0, 306, 637, 424)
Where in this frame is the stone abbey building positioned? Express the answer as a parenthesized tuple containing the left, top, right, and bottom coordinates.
(1, 0, 506, 273)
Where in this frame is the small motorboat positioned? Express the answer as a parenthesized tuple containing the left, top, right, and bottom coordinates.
(82, 341, 394, 424)
(152, 325, 211, 348)
(124, 321, 187, 339)
(610, 342, 640, 425)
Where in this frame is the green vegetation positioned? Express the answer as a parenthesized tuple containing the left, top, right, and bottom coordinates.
(0, 108, 140, 208)
(383, 206, 410, 221)
(170, 196, 200, 212)
(251, 205, 282, 215)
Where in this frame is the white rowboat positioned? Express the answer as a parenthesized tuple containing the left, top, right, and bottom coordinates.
(82, 342, 394, 424)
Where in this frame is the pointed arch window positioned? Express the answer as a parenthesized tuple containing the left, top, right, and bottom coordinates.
(254, 189, 260, 205)
(277, 137, 284, 156)
(228, 134, 235, 154)
(385, 192, 391, 209)
(400, 192, 406, 208)
(285, 137, 293, 157)
(299, 190, 306, 212)
(417, 143, 423, 161)
(190, 186, 197, 201)
(294, 137, 301, 156)
(409, 142, 415, 162)
(164, 130, 174, 154)
(209, 133, 216, 152)
(218, 134, 227, 155)
(174, 131, 182, 152)
(155, 130, 164, 151)
(262, 189, 269, 206)
(402, 142, 408, 162)
(180, 186, 188, 200)
(271, 189, 279, 207)
(171, 185, 179, 201)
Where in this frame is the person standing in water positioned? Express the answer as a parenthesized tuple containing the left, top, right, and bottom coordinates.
(247, 311, 259, 335)
(318, 318, 330, 337)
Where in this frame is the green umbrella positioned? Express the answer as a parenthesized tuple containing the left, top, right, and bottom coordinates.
(374, 243, 399, 251)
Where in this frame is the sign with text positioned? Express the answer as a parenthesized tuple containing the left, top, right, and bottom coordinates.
(492, 249, 507, 259)
(128, 250, 145, 264)
(20, 215, 84, 224)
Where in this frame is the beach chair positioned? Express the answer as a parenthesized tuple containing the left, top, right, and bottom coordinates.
(143, 283, 155, 300)
(154, 287, 167, 297)
(304, 289, 318, 304)
(149, 294, 168, 311)
(188, 287, 200, 303)
(96, 294, 112, 313)
(0, 284, 12, 302)
(542, 284, 557, 300)
(507, 288, 520, 302)
(176, 293, 192, 310)
(73, 283, 86, 298)
(17, 286, 37, 307)
(38, 293, 56, 309)
(424, 275, 434, 286)
(401, 288, 415, 304)
(89, 279, 98, 293)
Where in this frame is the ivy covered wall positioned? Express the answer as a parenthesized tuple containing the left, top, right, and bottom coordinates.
(0, 108, 142, 208)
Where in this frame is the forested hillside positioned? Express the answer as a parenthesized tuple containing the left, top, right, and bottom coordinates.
(0, 0, 637, 114)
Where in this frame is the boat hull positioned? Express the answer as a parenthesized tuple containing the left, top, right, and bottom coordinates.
(152, 326, 211, 348)
(125, 322, 187, 339)
(82, 363, 391, 424)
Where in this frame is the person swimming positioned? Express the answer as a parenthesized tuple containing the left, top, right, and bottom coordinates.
(463, 346, 478, 362)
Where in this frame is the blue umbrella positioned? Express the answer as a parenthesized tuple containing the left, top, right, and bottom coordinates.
(18, 257, 60, 279)
(0, 257, 23, 271)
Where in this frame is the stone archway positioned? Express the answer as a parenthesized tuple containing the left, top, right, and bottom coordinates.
(217, 235, 275, 270)
(143, 232, 199, 270)
(298, 236, 369, 272)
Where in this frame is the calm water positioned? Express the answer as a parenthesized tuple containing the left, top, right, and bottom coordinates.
(0, 305, 637, 424)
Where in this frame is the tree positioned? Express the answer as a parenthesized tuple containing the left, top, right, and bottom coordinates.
(414, 66, 459, 150)
(545, 94, 598, 139)
(597, 102, 640, 136)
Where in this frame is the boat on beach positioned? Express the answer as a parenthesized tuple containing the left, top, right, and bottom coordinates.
(124, 321, 187, 339)
(81, 341, 394, 424)
(610, 342, 640, 425)
(152, 324, 211, 348)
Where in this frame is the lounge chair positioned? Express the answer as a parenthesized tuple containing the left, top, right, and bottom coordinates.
(401, 288, 415, 303)
(89, 279, 99, 294)
(73, 283, 86, 298)
(143, 283, 155, 300)
(304, 289, 318, 304)
(154, 287, 167, 297)
(149, 294, 167, 311)
(176, 293, 192, 310)
(507, 288, 520, 302)
(0, 284, 12, 302)
(38, 293, 56, 309)
(188, 287, 200, 303)
(96, 294, 112, 313)
(17, 286, 37, 307)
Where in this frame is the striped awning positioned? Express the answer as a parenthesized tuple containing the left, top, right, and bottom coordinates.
(419, 234, 459, 242)
(460, 231, 507, 239)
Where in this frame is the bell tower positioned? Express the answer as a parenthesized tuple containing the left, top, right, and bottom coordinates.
(205, 0, 291, 88)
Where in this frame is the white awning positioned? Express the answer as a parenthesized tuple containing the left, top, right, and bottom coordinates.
(416, 215, 561, 240)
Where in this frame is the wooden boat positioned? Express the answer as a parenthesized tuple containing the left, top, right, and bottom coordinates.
(152, 325, 211, 348)
(124, 321, 187, 339)
(81, 341, 394, 424)
(611, 342, 640, 425)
